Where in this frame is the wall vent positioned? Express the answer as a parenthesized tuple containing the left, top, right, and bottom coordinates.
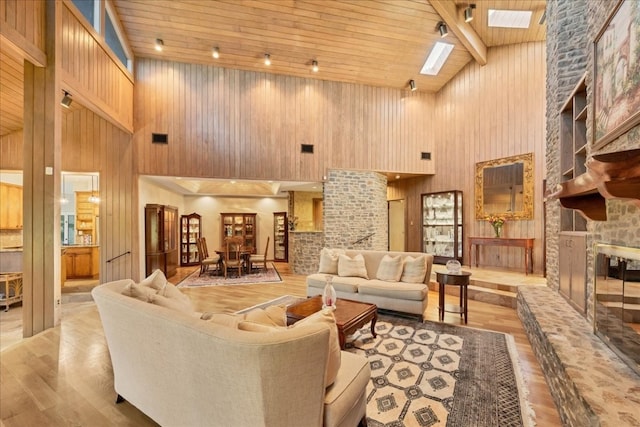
(301, 144, 314, 154)
(421, 152, 431, 160)
(152, 133, 168, 144)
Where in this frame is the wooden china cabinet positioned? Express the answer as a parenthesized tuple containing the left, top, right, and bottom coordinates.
(220, 213, 257, 253)
(145, 204, 179, 277)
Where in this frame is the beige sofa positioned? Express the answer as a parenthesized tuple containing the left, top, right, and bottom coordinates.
(307, 249, 433, 320)
(92, 277, 370, 427)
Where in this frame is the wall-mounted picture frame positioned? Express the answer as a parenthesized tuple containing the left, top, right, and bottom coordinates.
(593, 0, 640, 150)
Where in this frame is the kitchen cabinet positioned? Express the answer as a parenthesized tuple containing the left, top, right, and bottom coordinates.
(145, 204, 179, 277)
(221, 213, 257, 253)
(76, 191, 99, 245)
(0, 182, 23, 229)
(421, 190, 463, 264)
(273, 212, 288, 261)
(180, 213, 201, 266)
(64, 246, 99, 279)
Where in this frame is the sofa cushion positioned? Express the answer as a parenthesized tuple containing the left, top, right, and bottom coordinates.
(324, 351, 371, 427)
(291, 310, 341, 388)
(140, 269, 195, 312)
(358, 279, 427, 301)
(201, 312, 243, 327)
(150, 293, 196, 314)
(338, 254, 369, 279)
(318, 248, 345, 274)
(376, 254, 404, 282)
(400, 255, 428, 283)
(307, 274, 360, 294)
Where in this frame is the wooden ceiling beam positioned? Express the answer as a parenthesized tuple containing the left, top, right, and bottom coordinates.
(429, 0, 487, 66)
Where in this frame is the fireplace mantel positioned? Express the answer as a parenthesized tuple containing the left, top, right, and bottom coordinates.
(552, 148, 640, 220)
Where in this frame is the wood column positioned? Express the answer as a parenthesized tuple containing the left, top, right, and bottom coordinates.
(22, 0, 61, 336)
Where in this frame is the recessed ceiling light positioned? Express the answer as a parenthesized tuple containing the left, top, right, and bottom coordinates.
(155, 38, 164, 52)
(230, 180, 236, 184)
(212, 47, 220, 59)
(312, 60, 319, 72)
(264, 53, 271, 66)
(420, 42, 454, 76)
(488, 9, 533, 28)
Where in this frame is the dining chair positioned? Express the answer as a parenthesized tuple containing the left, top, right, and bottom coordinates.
(197, 238, 220, 276)
(249, 236, 270, 272)
(223, 236, 244, 278)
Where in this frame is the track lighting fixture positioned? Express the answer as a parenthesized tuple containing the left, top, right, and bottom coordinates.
(312, 60, 319, 72)
(155, 38, 164, 52)
(464, 4, 476, 23)
(60, 91, 72, 108)
(264, 53, 271, 65)
(438, 22, 448, 38)
(212, 47, 220, 59)
(409, 80, 417, 91)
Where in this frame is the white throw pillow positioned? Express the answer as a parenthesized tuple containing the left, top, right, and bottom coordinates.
(141, 269, 195, 312)
(376, 254, 404, 282)
(121, 281, 154, 302)
(290, 310, 341, 388)
(318, 248, 345, 274)
(338, 254, 369, 279)
(400, 255, 427, 283)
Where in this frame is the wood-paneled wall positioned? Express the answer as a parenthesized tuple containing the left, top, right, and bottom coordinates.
(0, 130, 23, 169)
(134, 59, 436, 181)
(58, 1, 134, 132)
(61, 106, 137, 282)
(389, 42, 547, 273)
(0, 0, 46, 66)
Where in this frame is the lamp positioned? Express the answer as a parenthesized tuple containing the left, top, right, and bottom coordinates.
(312, 60, 319, 72)
(409, 80, 417, 91)
(212, 47, 220, 59)
(438, 22, 448, 38)
(264, 53, 271, 65)
(61, 91, 72, 108)
(88, 175, 100, 204)
(155, 38, 164, 52)
(464, 4, 476, 23)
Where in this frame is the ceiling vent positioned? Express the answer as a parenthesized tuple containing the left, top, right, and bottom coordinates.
(421, 152, 432, 160)
(301, 144, 314, 154)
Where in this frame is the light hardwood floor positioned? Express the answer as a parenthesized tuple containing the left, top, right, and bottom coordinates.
(0, 263, 561, 426)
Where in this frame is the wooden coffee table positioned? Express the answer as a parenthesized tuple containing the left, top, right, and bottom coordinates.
(286, 296, 378, 349)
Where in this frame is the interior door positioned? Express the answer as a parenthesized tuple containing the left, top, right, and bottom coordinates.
(388, 200, 405, 251)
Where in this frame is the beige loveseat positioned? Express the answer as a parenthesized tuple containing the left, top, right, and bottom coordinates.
(307, 249, 434, 320)
(92, 276, 370, 427)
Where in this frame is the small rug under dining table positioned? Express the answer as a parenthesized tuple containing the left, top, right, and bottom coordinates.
(176, 263, 282, 288)
(345, 315, 534, 427)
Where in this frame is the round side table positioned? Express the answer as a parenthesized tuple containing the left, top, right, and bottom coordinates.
(436, 271, 471, 324)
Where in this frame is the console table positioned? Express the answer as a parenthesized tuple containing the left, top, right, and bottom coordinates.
(469, 237, 534, 274)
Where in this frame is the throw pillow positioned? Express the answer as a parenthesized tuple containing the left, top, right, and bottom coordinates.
(121, 281, 155, 302)
(376, 254, 404, 282)
(202, 312, 243, 328)
(237, 321, 284, 333)
(338, 254, 369, 279)
(400, 255, 427, 283)
(140, 269, 195, 312)
(318, 248, 345, 274)
(242, 307, 285, 327)
(290, 310, 341, 388)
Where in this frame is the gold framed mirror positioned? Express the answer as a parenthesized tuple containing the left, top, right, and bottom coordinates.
(475, 153, 534, 220)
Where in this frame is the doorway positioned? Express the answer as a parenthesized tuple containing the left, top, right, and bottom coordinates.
(388, 199, 406, 251)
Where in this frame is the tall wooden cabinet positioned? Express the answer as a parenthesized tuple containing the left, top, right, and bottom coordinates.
(0, 183, 23, 229)
(221, 213, 257, 253)
(180, 213, 201, 266)
(76, 191, 99, 245)
(273, 212, 288, 261)
(145, 204, 179, 277)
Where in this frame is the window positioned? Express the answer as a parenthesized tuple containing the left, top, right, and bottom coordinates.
(72, 0, 96, 28)
(105, 8, 129, 69)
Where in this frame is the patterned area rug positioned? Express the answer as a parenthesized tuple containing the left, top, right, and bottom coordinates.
(345, 315, 534, 427)
(176, 263, 282, 288)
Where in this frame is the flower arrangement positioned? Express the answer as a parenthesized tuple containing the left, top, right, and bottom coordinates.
(486, 215, 506, 237)
(288, 216, 299, 231)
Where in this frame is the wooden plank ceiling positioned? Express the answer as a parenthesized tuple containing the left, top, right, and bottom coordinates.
(0, 0, 545, 138)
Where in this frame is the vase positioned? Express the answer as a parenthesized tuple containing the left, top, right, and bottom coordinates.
(322, 275, 337, 310)
(493, 223, 502, 238)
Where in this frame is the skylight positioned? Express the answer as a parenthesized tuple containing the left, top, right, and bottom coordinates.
(488, 9, 533, 28)
(420, 42, 454, 76)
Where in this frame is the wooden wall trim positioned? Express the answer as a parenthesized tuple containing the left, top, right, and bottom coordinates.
(0, 0, 46, 66)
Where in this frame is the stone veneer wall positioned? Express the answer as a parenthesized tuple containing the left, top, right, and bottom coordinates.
(323, 169, 388, 250)
(546, 0, 640, 322)
(289, 231, 324, 275)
